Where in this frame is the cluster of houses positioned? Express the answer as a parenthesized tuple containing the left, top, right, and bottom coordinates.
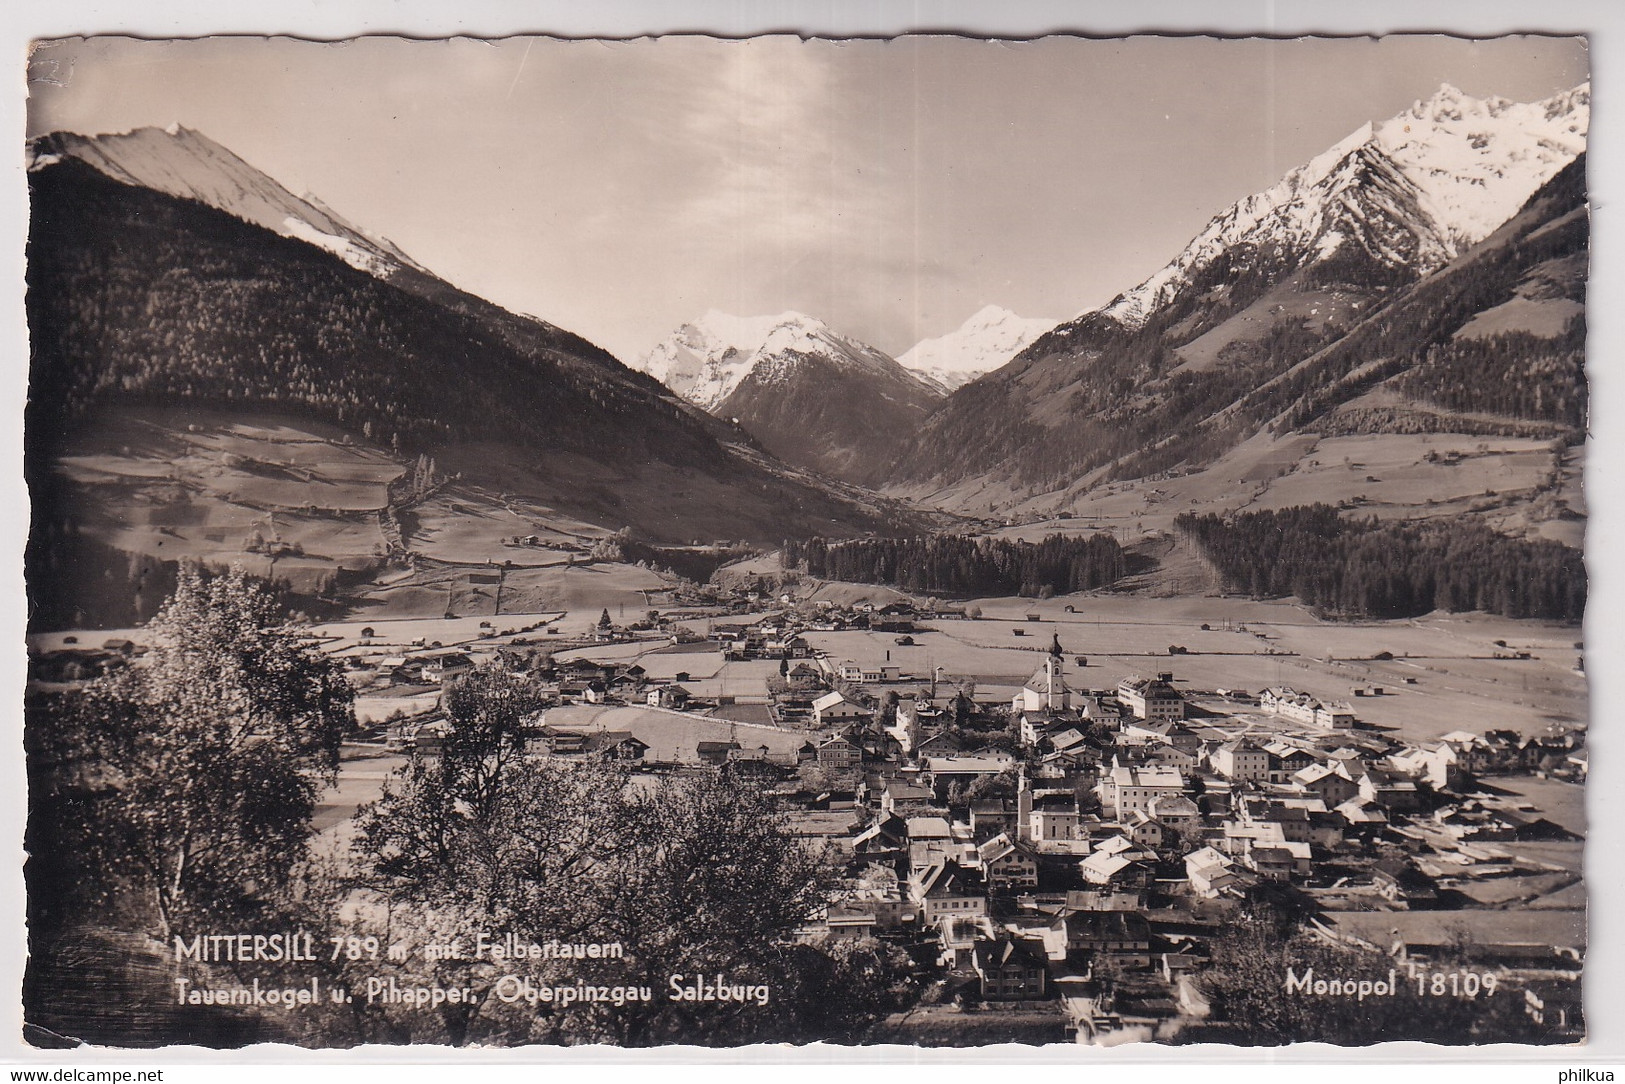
(789, 653, 1584, 1042)
(351, 600, 1584, 1044)
(707, 600, 944, 659)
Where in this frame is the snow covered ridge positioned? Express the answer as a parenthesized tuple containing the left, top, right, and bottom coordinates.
(640, 310, 925, 410)
(897, 305, 1058, 392)
(1097, 82, 1589, 329)
(28, 125, 430, 281)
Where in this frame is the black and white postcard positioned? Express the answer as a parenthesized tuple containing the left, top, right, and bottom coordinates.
(17, 31, 1593, 1050)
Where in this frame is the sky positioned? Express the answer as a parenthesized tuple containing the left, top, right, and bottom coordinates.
(26, 33, 1588, 364)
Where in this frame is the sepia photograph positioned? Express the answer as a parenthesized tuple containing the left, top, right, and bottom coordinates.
(15, 28, 1595, 1052)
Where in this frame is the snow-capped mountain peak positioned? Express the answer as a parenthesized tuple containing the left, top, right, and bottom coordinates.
(898, 305, 1058, 391)
(1096, 81, 1589, 329)
(641, 309, 920, 409)
(28, 124, 430, 280)
(1371, 82, 1589, 250)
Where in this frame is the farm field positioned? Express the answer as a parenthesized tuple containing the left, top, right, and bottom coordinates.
(34, 408, 663, 633)
(51, 413, 403, 575)
(1323, 909, 1586, 954)
(402, 486, 605, 565)
(275, 574, 1590, 944)
(308, 612, 565, 655)
(353, 688, 443, 723)
(1488, 776, 1587, 836)
(345, 561, 673, 626)
(32, 548, 1586, 753)
(1251, 433, 1555, 519)
(788, 595, 1586, 746)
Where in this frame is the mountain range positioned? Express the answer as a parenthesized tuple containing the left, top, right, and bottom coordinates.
(896, 306, 1057, 393)
(30, 126, 431, 283)
(639, 311, 943, 485)
(887, 82, 1589, 507)
(23, 78, 1589, 623)
(1094, 83, 1588, 330)
(23, 128, 929, 580)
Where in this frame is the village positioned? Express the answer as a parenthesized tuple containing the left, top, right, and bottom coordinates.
(239, 578, 1587, 1046)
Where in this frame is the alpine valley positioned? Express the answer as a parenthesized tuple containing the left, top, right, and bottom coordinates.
(24, 128, 933, 629)
(24, 80, 1589, 629)
(884, 83, 1590, 544)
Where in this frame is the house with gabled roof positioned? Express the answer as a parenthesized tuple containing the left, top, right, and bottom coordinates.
(1294, 762, 1360, 806)
(975, 832, 1039, 889)
(786, 661, 826, 690)
(969, 798, 1019, 839)
(813, 691, 872, 727)
(1238, 799, 1313, 843)
(422, 651, 475, 685)
(906, 815, 953, 841)
(1047, 726, 1089, 753)
(1372, 858, 1440, 910)
(695, 740, 740, 766)
(852, 813, 909, 859)
(971, 937, 1050, 1000)
(582, 731, 649, 761)
(816, 732, 863, 769)
(646, 683, 691, 710)
(1078, 848, 1151, 889)
(914, 729, 962, 759)
(1099, 762, 1185, 818)
(1148, 794, 1200, 835)
(1054, 910, 1152, 967)
(1333, 798, 1389, 838)
(909, 859, 988, 924)
(881, 782, 940, 817)
(1065, 888, 1145, 913)
(1260, 686, 1357, 729)
(1264, 741, 1319, 782)
(1146, 742, 1197, 771)
(1359, 768, 1421, 812)
(1125, 811, 1166, 850)
(1185, 846, 1255, 899)
(1243, 844, 1305, 882)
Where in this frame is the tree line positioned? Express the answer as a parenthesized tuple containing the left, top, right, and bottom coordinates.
(1176, 505, 1585, 621)
(781, 532, 1127, 597)
(1393, 318, 1586, 426)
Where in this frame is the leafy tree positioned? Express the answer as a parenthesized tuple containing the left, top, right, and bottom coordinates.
(31, 564, 353, 937)
(352, 747, 640, 1044)
(352, 685, 844, 1046)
